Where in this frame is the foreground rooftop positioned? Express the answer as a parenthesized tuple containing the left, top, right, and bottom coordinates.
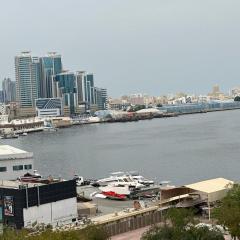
(0, 180, 44, 189)
(0, 145, 33, 160)
(184, 177, 233, 194)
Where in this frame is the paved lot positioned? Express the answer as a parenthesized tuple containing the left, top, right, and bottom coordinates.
(111, 228, 232, 240)
(111, 227, 148, 240)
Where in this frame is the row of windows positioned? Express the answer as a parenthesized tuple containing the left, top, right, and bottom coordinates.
(0, 164, 32, 172)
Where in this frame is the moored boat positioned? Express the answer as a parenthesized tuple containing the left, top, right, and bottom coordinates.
(127, 171, 154, 186)
(102, 191, 127, 200)
(0, 133, 19, 139)
(93, 171, 153, 188)
(99, 183, 136, 196)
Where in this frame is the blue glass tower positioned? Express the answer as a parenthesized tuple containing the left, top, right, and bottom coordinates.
(55, 72, 77, 114)
(84, 74, 95, 104)
(40, 52, 62, 98)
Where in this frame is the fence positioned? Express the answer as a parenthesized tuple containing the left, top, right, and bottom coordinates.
(103, 209, 163, 237)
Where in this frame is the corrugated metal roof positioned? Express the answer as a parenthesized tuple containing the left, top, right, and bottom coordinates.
(184, 178, 233, 194)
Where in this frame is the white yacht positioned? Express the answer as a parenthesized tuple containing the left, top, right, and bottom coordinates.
(94, 172, 144, 188)
(127, 171, 154, 186)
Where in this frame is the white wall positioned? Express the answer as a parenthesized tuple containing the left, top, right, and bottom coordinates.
(37, 109, 60, 117)
(23, 197, 77, 227)
(0, 158, 33, 180)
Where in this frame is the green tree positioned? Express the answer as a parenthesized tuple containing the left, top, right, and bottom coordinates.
(127, 105, 146, 112)
(142, 225, 224, 240)
(213, 184, 240, 240)
(0, 225, 109, 240)
(184, 226, 224, 240)
(141, 208, 224, 240)
(166, 208, 195, 229)
(234, 96, 240, 101)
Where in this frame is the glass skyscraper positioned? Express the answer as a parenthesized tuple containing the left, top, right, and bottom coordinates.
(94, 87, 108, 110)
(39, 52, 62, 98)
(75, 72, 97, 111)
(55, 72, 77, 115)
(15, 51, 107, 115)
(2, 78, 16, 103)
(84, 73, 95, 104)
(15, 52, 40, 108)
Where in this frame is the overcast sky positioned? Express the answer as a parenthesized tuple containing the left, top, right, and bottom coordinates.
(1, 0, 240, 97)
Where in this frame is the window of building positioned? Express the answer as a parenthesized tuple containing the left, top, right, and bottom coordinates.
(0, 167, 7, 172)
(24, 164, 32, 170)
(13, 165, 23, 171)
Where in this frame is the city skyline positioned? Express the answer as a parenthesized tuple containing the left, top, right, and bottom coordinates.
(1, 0, 240, 97)
(13, 51, 108, 117)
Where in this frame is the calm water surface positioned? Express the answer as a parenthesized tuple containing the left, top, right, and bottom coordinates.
(2, 110, 240, 185)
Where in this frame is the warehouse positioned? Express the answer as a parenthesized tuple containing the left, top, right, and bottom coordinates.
(160, 178, 233, 219)
(0, 179, 77, 229)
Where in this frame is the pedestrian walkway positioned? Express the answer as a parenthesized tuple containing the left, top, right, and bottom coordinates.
(111, 227, 148, 240)
(111, 227, 232, 240)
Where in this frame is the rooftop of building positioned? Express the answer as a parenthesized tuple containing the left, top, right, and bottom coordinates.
(0, 145, 33, 160)
(184, 177, 233, 194)
(0, 179, 76, 190)
(0, 180, 44, 189)
(0, 145, 27, 155)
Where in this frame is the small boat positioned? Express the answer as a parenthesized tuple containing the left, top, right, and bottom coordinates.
(127, 171, 154, 186)
(93, 172, 144, 188)
(0, 133, 19, 139)
(18, 170, 42, 182)
(43, 126, 58, 132)
(22, 132, 28, 136)
(102, 191, 127, 201)
(99, 183, 134, 196)
(43, 120, 58, 132)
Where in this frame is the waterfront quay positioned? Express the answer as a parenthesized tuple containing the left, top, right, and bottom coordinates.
(1, 100, 240, 138)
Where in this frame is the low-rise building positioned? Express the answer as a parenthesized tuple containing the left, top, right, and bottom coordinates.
(0, 145, 34, 180)
(0, 180, 77, 228)
(35, 98, 63, 118)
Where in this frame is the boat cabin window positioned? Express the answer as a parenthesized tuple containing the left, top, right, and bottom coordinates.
(24, 164, 32, 170)
(13, 165, 23, 171)
(0, 167, 7, 172)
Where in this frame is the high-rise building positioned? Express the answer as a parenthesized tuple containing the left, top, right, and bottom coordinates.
(94, 87, 108, 110)
(15, 51, 107, 115)
(2, 78, 16, 103)
(75, 72, 96, 111)
(84, 73, 95, 105)
(39, 52, 62, 98)
(0, 90, 4, 103)
(55, 71, 77, 115)
(15, 52, 40, 109)
(75, 71, 86, 105)
(31, 58, 41, 99)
